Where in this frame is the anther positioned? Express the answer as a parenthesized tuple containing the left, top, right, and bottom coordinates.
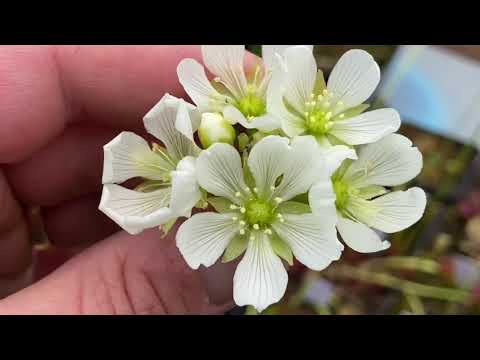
(229, 204, 238, 210)
(235, 192, 242, 198)
(239, 221, 246, 226)
(264, 229, 273, 235)
(239, 229, 246, 235)
(253, 224, 260, 230)
(339, 114, 345, 119)
(240, 207, 246, 214)
(274, 197, 283, 204)
(270, 185, 276, 191)
(253, 187, 259, 193)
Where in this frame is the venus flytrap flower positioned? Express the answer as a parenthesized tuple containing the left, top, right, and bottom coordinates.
(99, 94, 202, 235)
(270, 46, 401, 147)
(177, 45, 313, 133)
(309, 134, 427, 253)
(176, 135, 344, 312)
(198, 112, 236, 148)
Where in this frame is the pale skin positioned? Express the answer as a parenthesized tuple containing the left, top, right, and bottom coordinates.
(0, 45, 245, 314)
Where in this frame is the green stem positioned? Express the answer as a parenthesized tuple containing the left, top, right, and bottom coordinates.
(327, 264, 470, 304)
(365, 256, 440, 275)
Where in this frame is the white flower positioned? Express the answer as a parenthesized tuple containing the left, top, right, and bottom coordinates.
(99, 94, 202, 235)
(309, 133, 427, 253)
(177, 45, 313, 133)
(176, 135, 343, 312)
(270, 46, 401, 147)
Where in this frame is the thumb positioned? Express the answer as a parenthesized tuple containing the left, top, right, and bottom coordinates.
(0, 224, 237, 314)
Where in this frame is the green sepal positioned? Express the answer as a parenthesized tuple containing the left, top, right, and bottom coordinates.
(333, 103, 370, 121)
(135, 180, 169, 193)
(195, 189, 209, 209)
(207, 197, 234, 213)
(242, 151, 256, 189)
(237, 133, 250, 152)
(313, 69, 327, 95)
(270, 231, 293, 266)
(159, 217, 177, 238)
(291, 193, 309, 204)
(277, 201, 311, 215)
(222, 235, 249, 263)
(357, 185, 388, 200)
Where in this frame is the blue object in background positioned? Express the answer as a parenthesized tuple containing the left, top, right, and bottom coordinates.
(378, 45, 480, 147)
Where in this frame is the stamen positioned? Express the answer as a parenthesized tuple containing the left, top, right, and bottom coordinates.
(253, 224, 260, 230)
(239, 229, 246, 235)
(264, 229, 273, 235)
(239, 221, 246, 226)
(229, 204, 238, 210)
(325, 112, 333, 120)
(253, 187, 259, 194)
(240, 207, 246, 214)
(235, 192, 242, 198)
(339, 114, 345, 119)
(274, 197, 283, 204)
(232, 216, 238, 221)
(322, 89, 328, 96)
(317, 95, 324, 101)
(270, 185, 276, 191)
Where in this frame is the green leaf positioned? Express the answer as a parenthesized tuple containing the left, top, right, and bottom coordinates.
(333, 103, 370, 121)
(313, 69, 327, 95)
(277, 201, 311, 215)
(357, 185, 388, 200)
(270, 232, 293, 266)
(160, 218, 177, 238)
(222, 235, 249, 263)
(207, 197, 233, 213)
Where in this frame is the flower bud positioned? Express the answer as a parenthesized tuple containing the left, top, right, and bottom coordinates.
(198, 113, 236, 148)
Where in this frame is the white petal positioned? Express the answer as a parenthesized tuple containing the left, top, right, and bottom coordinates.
(355, 187, 427, 233)
(196, 143, 249, 204)
(233, 232, 288, 312)
(99, 184, 174, 235)
(273, 136, 324, 201)
(308, 179, 338, 221)
(262, 45, 313, 70)
(327, 49, 380, 110)
(143, 94, 200, 163)
(321, 145, 358, 176)
(329, 108, 401, 146)
(202, 45, 248, 99)
(281, 46, 317, 114)
(174, 99, 201, 142)
(223, 105, 251, 127)
(337, 216, 390, 253)
(176, 212, 240, 270)
(272, 213, 343, 271)
(223, 105, 281, 132)
(102, 132, 174, 184)
(248, 136, 290, 198)
(169, 157, 201, 218)
(177, 58, 229, 112)
(343, 133, 423, 188)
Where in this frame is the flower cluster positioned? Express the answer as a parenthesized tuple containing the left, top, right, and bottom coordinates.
(99, 45, 427, 312)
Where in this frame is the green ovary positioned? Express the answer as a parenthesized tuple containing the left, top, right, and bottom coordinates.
(305, 110, 333, 136)
(333, 180, 351, 211)
(245, 199, 274, 227)
(237, 93, 266, 118)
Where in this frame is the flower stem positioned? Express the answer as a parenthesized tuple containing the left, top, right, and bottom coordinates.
(326, 264, 470, 304)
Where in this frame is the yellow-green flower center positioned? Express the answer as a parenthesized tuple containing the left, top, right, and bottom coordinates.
(244, 199, 274, 226)
(238, 93, 266, 119)
(333, 180, 351, 210)
(305, 109, 334, 136)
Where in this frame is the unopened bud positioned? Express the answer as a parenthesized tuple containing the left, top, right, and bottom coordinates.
(198, 113, 236, 149)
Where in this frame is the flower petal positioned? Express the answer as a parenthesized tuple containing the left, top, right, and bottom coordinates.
(177, 58, 230, 112)
(196, 143, 249, 204)
(354, 187, 427, 233)
(202, 45, 248, 99)
(175, 98, 201, 142)
(249, 114, 282, 132)
(321, 145, 358, 176)
(143, 94, 200, 163)
(308, 178, 338, 221)
(273, 136, 324, 201)
(223, 105, 251, 127)
(343, 133, 423, 188)
(169, 156, 201, 218)
(176, 212, 240, 270)
(102, 132, 174, 184)
(281, 46, 317, 114)
(248, 136, 290, 198)
(337, 216, 391, 253)
(233, 232, 288, 312)
(329, 108, 401, 146)
(272, 213, 343, 271)
(99, 184, 174, 235)
(262, 45, 313, 70)
(327, 49, 380, 110)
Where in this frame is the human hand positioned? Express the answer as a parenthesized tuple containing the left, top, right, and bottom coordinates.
(0, 45, 237, 314)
